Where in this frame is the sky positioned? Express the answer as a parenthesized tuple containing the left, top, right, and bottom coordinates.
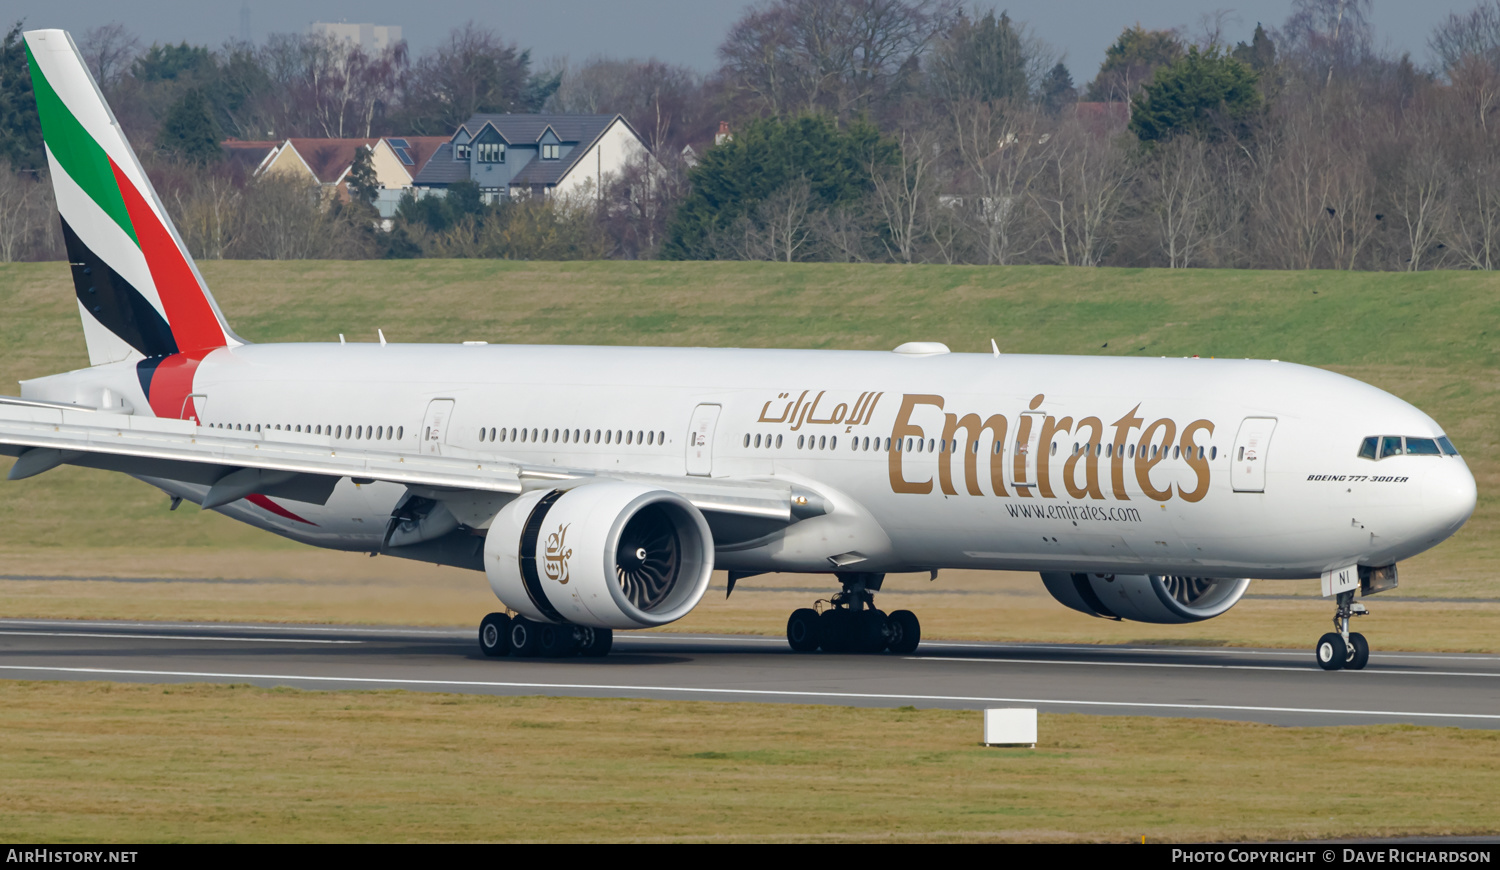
(5, 1, 1485, 76)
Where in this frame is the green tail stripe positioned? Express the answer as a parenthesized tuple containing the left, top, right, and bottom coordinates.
(24, 41, 138, 248)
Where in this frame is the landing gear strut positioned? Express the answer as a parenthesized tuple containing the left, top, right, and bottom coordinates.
(784, 573, 921, 655)
(476, 612, 613, 659)
(1314, 590, 1370, 671)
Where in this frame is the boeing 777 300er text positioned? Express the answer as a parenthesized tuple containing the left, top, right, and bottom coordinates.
(0, 31, 1478, 670)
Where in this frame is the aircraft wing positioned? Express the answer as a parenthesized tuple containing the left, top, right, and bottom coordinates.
(0, 397, 810, 531)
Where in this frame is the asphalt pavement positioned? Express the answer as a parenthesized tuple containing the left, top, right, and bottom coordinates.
(1, 617, 1496, 728)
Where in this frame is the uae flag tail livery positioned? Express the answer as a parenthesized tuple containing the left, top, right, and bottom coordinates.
(24, 29, 240, 421)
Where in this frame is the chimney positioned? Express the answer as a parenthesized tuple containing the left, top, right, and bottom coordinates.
(715, 121, 731, 146)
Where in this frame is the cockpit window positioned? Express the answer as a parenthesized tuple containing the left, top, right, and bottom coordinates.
(1406, 437, 1441, 456)
(1360, 434, 1459, 460)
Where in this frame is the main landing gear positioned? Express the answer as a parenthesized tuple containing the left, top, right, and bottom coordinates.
(784, 572, 921, 655)
(1314, 590, 1370, 671)
(478, 612, 613, 659)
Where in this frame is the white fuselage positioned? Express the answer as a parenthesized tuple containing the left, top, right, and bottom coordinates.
(26, 342, 1477, 582)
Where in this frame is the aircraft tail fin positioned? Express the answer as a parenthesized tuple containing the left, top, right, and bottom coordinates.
(23, 29, 241, 367)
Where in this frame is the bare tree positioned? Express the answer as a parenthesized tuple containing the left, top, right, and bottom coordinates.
(949, 100, 1045, 264)
(1032, 121, 1131, 267)
(758, 177, 816, 261)
(0, 163, 53, 262)
(1142, 137, 1217, 268)
(1430, 0, 1500, 74)
(719, 0, 958, 119)
(1278, 0, 1373, 88)
(1381, 121, 1449, 271)
(1442, 151, 1500, 270)
(870, 125, 943, 263)
(80, 24, 141, 93)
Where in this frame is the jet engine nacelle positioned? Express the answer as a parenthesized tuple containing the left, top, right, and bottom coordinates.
(1040, 572, 1250, 624)
(484, 481, 714, 629)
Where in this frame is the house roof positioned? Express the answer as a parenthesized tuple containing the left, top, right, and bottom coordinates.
(464, 113, 619, 146)
(220, 139, 279, 175)
(382, 136, 449, 177)
(411, 142, 469, 185)
(283, 138, 379, 184)
(411, 114, 644, 188)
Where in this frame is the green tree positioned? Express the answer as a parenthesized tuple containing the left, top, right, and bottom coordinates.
(1086, 24, 1183, 101)
(1129, 47, 1261, 144)
(0, 23, 43, 172)
(131, 41, 212, 82)
(930, 10, 1029, 105)
(156, 87, 222, 164)
(346, 145, 379, 208)
(1232, 23, 1277, 73)
(661, 115, 895, 260)
(1040, 62, 1077, 114)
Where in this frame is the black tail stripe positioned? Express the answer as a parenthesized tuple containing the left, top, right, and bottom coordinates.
(61, 217, 178, 359)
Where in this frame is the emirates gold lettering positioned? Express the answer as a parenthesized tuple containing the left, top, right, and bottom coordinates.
(882, 394, 1214, 504)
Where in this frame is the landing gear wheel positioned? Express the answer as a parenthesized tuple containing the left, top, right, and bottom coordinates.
(1316, 632, 1346, 670)
(579, 627, 613, 658)
(508, 617, 540, 657)
(887, 610, 921, 655)
(819, 608, 850, 653)
(854, 609, 888, 653)
(786, 608, 821, 652)
(478, 612, 511, 658)
(1347, 632, 1370, 670)
(538, 622, 579, 657)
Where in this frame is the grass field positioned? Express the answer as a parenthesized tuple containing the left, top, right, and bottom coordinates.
(1, 681, 1496, 843)
(0, 260, 1495, 642)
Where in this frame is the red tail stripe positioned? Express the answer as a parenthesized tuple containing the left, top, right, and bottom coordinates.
(109, 159, 226, 353)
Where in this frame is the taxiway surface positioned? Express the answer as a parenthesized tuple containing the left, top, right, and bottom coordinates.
(1, 618, 1496, 728)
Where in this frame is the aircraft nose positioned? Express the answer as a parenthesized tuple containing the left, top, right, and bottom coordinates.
(1421, 459, 1478, 545)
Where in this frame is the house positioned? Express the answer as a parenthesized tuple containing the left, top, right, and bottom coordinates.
(220, 136, 446, 217)
(366, 137, 448, 218)
(411, 113, 650, 203)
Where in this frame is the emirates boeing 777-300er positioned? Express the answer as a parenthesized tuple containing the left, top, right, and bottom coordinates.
(0, 30, 1478, 669)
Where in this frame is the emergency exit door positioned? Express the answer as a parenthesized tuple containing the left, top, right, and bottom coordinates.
(685, 404, 721, 476)
(1231, 417, 1277, 493)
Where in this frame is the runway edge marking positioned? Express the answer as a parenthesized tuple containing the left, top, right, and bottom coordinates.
(1, 665, 1497, 721)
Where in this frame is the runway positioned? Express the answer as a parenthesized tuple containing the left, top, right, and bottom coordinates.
(1, 617, 1497, 729)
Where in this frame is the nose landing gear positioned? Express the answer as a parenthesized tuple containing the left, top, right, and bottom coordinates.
(1314, 590, 1370, 671)
(784, 573, 922, 655)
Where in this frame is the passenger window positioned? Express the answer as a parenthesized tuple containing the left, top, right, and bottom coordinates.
(1357, 436, 1378, 460)
(1210, 446, 1216, 460)
(829, 436, 836, 449)
(1406, 437, 1440, 456)
(798, 435, 805, 449)
(1380, 435, 1404, 459)
(397, 426, 403, 440)
(745, 434, 751, 448)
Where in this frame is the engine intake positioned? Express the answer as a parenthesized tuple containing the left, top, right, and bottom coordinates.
(485, 481, 714, 629)
(1040, 572, 1249, 624)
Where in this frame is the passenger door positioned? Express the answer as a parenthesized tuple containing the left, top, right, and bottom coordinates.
(685, 404, 721, 476)
(421, 399, 456, 456)
(1231, 417, 1277, 493)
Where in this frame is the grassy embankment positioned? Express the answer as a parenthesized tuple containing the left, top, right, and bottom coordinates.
(0, 261, 1495, 648)
(1, 682, 1496, 843)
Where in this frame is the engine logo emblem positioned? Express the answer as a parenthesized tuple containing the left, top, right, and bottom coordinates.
(543, 523, 573, 584)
